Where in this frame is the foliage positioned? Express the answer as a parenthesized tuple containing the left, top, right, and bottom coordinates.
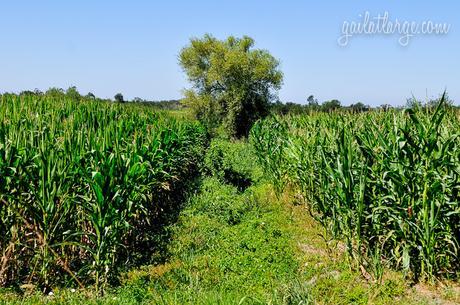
(65, 86, 81, 101)
(17, 87, 87, 102)
(204, 139, 261, 191)
(0, 95, 206, 291)
(349, 102, 369, 113)
(132, 99, 184, 110)
(179, 34, 283, 138)
(45, 87, 65, 99)
(270, 101, 308, 115)
(270, 98, 367, 115)
(307, 95, 319, 108)
(114, 93, 124, 103)
(1, 138, 446, 304)
(426, 93, 454, 108)
(251, 94, 460, 280)
(321, 99, 341, 112)
(85, 92, 96, 100)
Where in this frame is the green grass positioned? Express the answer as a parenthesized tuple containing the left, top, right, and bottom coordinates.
(141, 179, 300, 300)
(120, 140, 308, 303)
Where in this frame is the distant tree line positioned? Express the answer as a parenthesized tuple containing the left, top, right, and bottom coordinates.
(270, 93, 457, 115)
(0, 87, 183, 110)
(405, 93, 455, 109)
(0, 86, 456, 117)
(131, 98, 184, 110)
(0, 87, 111, 103)
(270, 95, 371, 115)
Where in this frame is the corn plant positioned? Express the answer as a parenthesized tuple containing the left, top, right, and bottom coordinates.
(251, 95, 460, 280)
(0, 94, 206, 291)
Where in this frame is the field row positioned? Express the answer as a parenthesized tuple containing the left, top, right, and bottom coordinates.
(251, 101, 460, 280)
(0, 96, 207, 291)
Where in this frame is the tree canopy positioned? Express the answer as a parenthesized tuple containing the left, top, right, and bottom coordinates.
(321, 99, 341, 112)
(66, 86, 81, 101)
(179, 34, 283, 138)
(114, 93, 124, 103)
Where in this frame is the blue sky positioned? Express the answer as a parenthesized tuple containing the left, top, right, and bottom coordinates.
(0, 1, 458, 106)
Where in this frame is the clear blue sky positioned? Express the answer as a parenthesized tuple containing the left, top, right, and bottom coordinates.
(1, 1, 458, 106)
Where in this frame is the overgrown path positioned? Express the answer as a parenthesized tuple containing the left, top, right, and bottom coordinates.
(121, 139, 459, 304)
(124, 173, 458, 304)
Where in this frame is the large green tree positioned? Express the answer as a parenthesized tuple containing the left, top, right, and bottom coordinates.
(179, 34, 283, 138)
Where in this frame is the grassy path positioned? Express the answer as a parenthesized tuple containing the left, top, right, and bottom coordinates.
(120, 173, 458, 304)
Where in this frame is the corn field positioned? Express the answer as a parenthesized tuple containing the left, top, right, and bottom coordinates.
(251, 99, 460, 280)
(0, 95, 206, 291)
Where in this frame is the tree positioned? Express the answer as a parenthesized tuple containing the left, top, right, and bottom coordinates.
(45, 87, 65, 99)
(380, 104, 392, 111)
(66, 86, 81, 101)
(322, 99, 341, 112)
(307, 95, 319, 107)
(179, 34, 283, 138)
(19, 90, 36, 96)
(132, 97, 144, 103)
(114, 93, 124, 103)
(306, 95, 320, 112)
(86, 92, 96, 99)
(406, 97, 422, 109)
(426, 93, 453, 108)
(349, 102, 369, 113)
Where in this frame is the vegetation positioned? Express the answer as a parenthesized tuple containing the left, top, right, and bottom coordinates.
(270, 93, 458, 116)
(2, 139, 434, 305)
(114, 93, 124, 103)
(179, 34, 283, 138)
(1, 36, 459, 304)
(270, 98, 367, 115)
(131, 99, 185, 111)
(251, 94, 460, 281)
(0, 95, 206, 292)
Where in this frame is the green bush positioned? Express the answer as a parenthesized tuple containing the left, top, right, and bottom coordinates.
(204, 139, 261, 191)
